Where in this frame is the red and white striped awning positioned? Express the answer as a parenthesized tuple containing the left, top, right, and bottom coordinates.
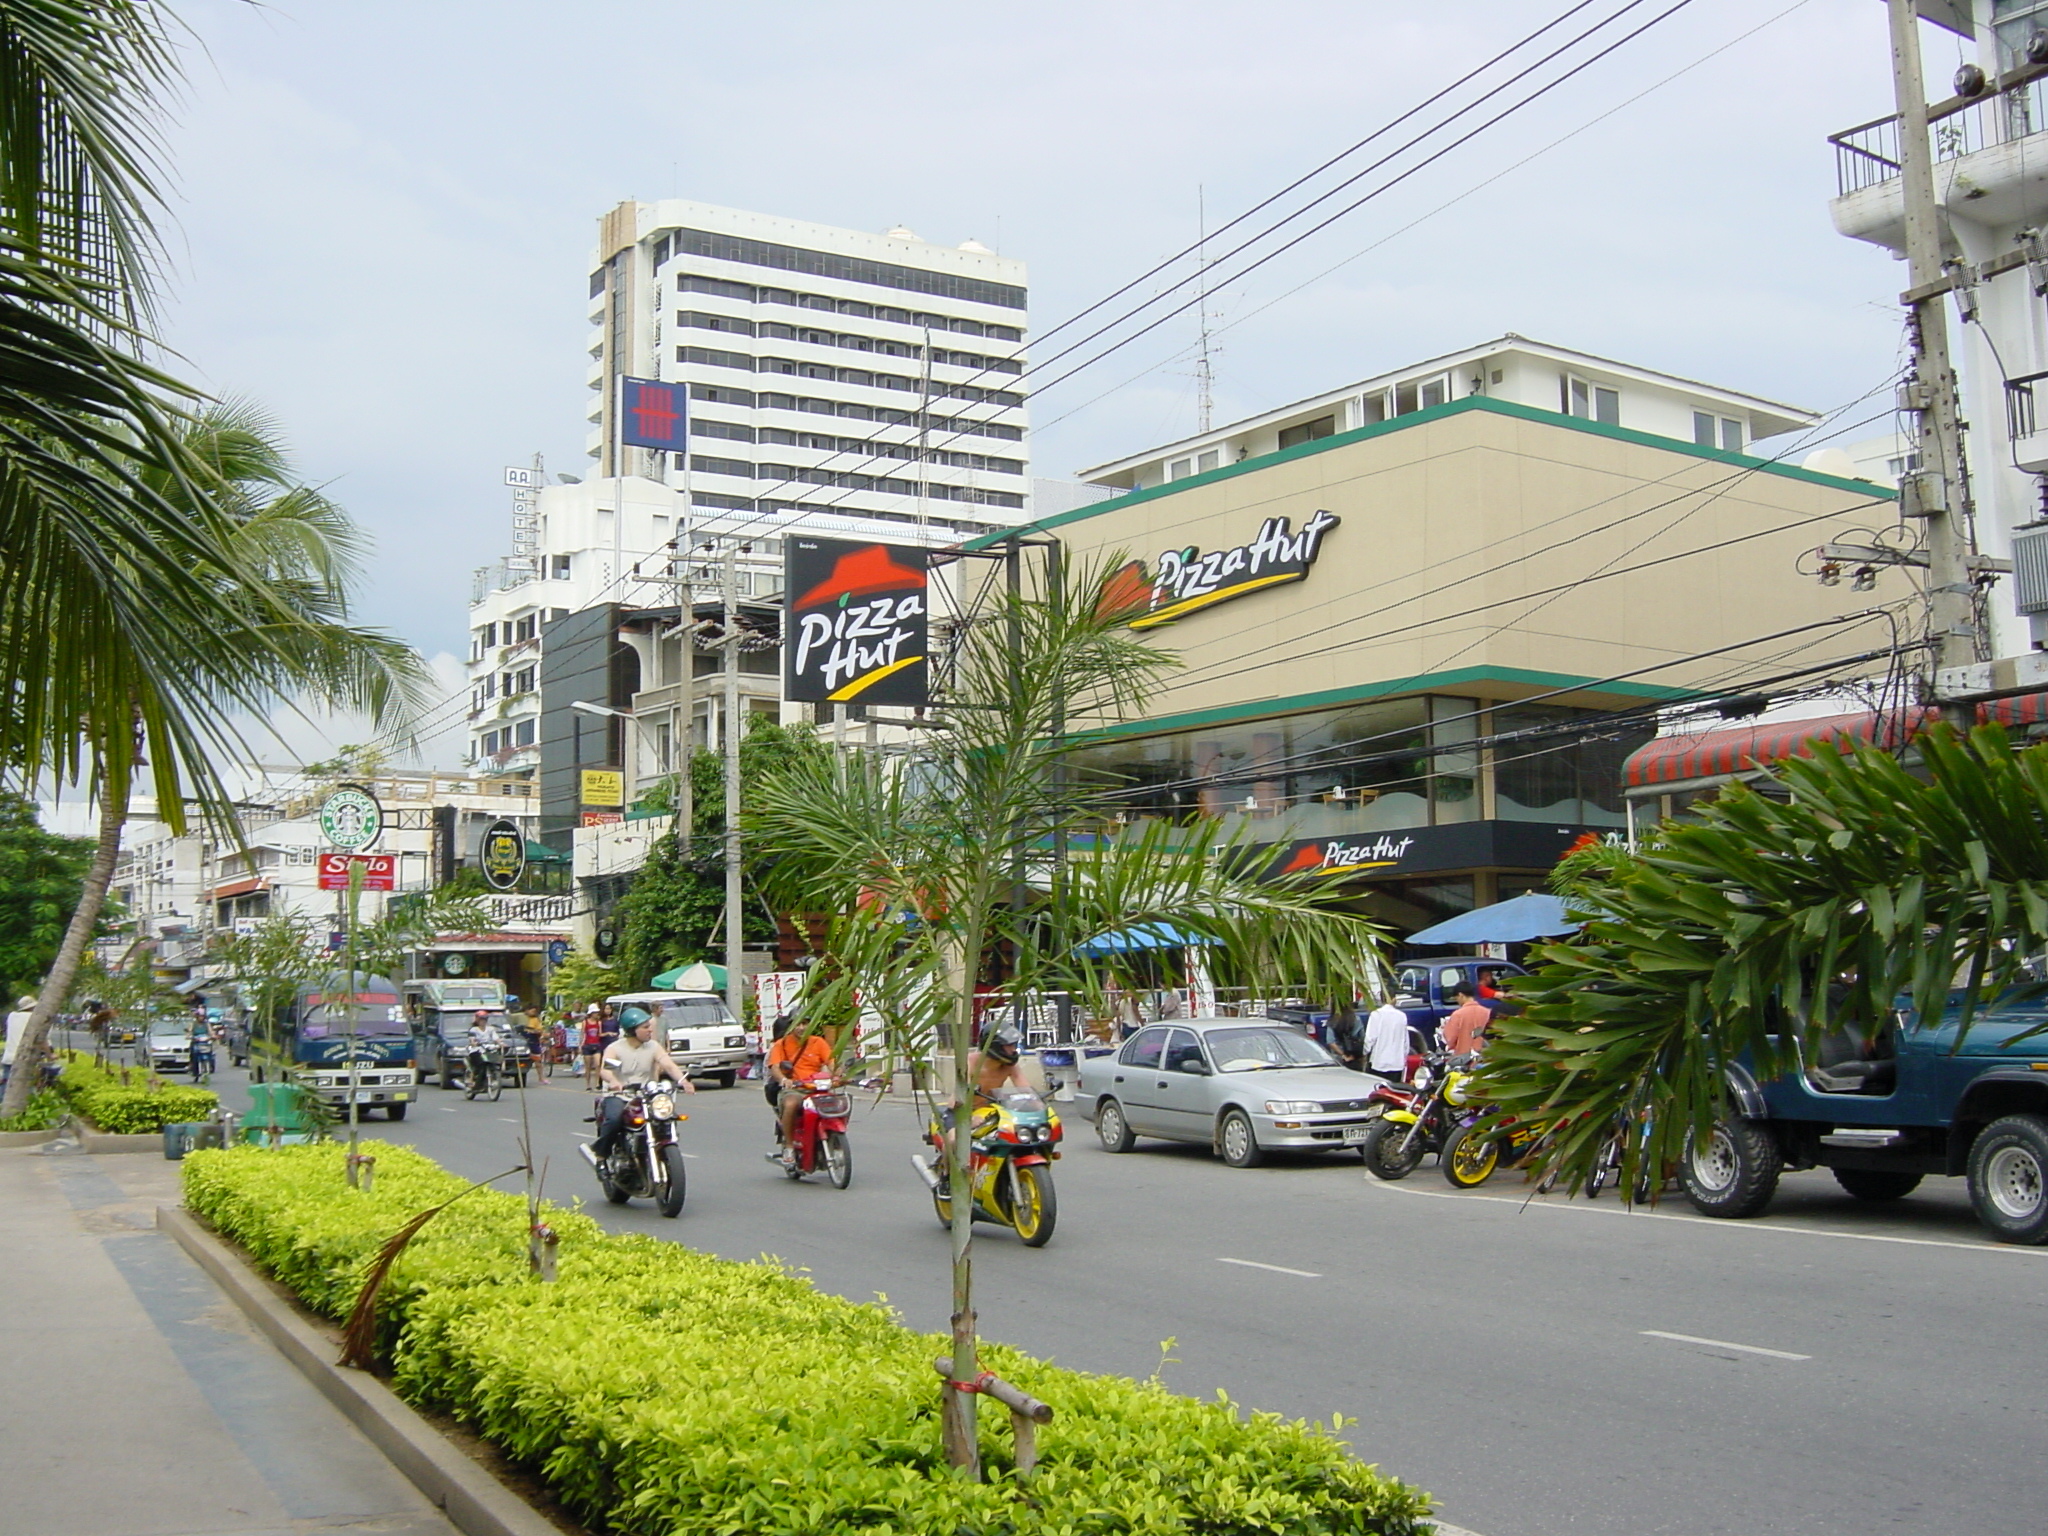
(1623, 692, 2048, 793)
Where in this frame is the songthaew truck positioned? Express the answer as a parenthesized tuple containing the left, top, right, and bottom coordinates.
(249, 969, 417, 1121)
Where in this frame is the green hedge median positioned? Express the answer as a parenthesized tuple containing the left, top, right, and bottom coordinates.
(183, 1142, 1433, 1536)
(59, 1052, 216, 1134)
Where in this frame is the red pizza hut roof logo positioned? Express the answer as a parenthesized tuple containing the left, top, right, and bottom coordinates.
(794, 544, 925, 611)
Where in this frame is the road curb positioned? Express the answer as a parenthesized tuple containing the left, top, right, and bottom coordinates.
(155, 1204, 558, 1536)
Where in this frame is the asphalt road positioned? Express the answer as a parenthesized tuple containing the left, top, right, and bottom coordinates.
(193, 1054, 2048, 1536)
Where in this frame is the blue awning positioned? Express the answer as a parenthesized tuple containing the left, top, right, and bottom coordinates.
(1406, 892, 1583, 946)
(1075, 923, 1217, 957)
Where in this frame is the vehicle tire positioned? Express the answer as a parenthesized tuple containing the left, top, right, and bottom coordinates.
(486, 1068, 503, 1103)
(1218, 1109, 1264, 1169)
(1441, 1123, 1500, 1189)
(1833, 1167, 1922, 1202)
(1362, 1118, 1428, 1181)
(713, 1071, 737, 1090)
(657, 1143, 687, 1217)
(1011, 1163, 1057, 1247)
(1966, 1114, 2048, 1244)
(1095, 1098, 1136, 1153)
(931, 1181, 953, 1229)
(1680, 1118, 1781, 1219)
(385, 1103, 408, 1122)
(600, 1161, 630, 1205)
(437, 1062, 456, 1089)
(824, 1130, 853, 1189)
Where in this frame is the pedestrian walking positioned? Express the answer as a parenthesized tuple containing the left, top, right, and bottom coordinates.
(2, 995, 33, 1094)
(189, 1014, 215, 1083)
(1364, 994, 1413, 1079)
(1326, 1002, 1365, 1071)
(577, 1003, 606, 1077)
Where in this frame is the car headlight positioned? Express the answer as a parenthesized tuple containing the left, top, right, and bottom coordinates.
(725, 1035, 746, 1049)
(1264, 1100, 1322, 1115)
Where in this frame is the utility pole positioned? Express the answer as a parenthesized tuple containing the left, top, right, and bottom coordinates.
(1889, 0, 1980, 728)
(721, 543, 743, 1024)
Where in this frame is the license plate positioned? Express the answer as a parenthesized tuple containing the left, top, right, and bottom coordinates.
(1341, 1125, 1372, 1144)
(351, 1090, 379, 1104)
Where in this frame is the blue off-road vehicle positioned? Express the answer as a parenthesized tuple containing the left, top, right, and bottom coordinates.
(1681, 990, 2048, 1244)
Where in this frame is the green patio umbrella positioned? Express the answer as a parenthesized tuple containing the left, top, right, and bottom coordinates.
(651, 961, 727, 992)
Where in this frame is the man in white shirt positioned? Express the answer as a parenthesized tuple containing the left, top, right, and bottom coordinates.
(2, 995, 34, 1091)
(1363, 996, 1414, 1080)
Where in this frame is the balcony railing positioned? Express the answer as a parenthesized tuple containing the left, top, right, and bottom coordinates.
(1831, 74, 2048, 197)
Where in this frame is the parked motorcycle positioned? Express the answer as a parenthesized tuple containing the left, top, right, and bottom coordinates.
(779, 1075, 855, 1188)
(1360, 1053, 1475, 1180)
(914, 1088, 1062, 1246)
(1438, 1100, 1546, 1189)
(580, 1079, 688, 1217)
(464, 1046, 506, 1102)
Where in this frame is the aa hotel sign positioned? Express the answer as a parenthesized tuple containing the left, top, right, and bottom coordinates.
(1105, 510, 1339, 630)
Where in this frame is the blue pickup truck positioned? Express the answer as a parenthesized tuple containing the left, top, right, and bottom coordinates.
(1390, 956, 1528, 1042)
(1682, 989, 2048, 1244)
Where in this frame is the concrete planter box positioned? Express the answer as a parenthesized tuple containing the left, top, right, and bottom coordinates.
(0, 1128, 59, 1148)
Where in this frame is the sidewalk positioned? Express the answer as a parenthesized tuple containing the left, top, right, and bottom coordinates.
(0, 1143, 457, 1536)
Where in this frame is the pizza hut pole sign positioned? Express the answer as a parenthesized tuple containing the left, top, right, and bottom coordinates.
(1104, 510, 1340, 631)
(784, 537, 929, 706)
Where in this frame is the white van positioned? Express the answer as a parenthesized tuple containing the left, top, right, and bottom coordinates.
(606, 991, 749, 1088)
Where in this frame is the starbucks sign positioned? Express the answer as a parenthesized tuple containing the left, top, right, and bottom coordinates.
(319, 784, 382, 851)
(442, 953, 468, 976)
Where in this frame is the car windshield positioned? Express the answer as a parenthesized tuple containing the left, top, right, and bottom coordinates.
(1202, 1027, 1338, 1072)
(658, 998, 735, 1028)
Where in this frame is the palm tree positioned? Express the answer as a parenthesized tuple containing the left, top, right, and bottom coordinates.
(0, 402, 428, 1118)
(748, 555, 1384, 1476)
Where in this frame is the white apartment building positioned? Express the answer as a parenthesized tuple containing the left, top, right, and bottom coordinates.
(1077, 334, 1815, 492)
(588, 199, 1032, 532)
(1827, 1, 2048, 656)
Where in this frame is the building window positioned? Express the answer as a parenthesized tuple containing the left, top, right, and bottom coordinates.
(1358, 392, 1390, 425)
(514, 719, 535, 747)
(1693, 411, 1744, 451)
(694, 418, 756, 443)
(1564, 376, 1620, 424)
(677, 310, 757, 337)
(1168, 457, 1194, 481)
(551, 555, 571, 580)
(1277, 414, 1337, 450)
(1197, 449, 1220, 473)
(514, 615, 537, 643)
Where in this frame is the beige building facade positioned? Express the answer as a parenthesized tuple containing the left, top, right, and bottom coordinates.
(985, 365, 1904, 935)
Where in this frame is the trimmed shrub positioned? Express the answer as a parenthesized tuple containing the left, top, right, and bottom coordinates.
(58, 1051, 216, 1133)
(0, 1087, 66, 1131)
(184, 1143, 1433, 1535)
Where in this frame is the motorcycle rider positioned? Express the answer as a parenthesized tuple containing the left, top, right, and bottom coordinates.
(464, 1009, 504, 1091)
(765, 1015, 834, 1167)
(971, 1024, 1029, 1102)
(593, 1006, 693, 1158)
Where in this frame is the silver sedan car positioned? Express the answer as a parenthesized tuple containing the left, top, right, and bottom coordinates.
(1076, 1018, 1385, 1168)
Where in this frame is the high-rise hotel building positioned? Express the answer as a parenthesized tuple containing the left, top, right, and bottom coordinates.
(587, 199, 1032, 537)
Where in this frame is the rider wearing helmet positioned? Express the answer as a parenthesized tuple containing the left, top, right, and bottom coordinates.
(971, 1024, 1028, 1103)
(593, 1006, 692, 1156)
(464, 1008, 503, 1088)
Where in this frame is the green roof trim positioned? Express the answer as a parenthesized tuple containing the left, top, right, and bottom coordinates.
(1071, 665, 1697, 744)
(971, 395, 1896, 551)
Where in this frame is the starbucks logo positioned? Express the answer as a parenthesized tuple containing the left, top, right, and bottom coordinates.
(320, 785, 382, 851)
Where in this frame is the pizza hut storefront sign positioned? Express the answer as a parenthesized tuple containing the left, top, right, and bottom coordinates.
(1266, 821, 1603, 881)
(1105, 510, 1338, 631)
(783, 537, 928, 706)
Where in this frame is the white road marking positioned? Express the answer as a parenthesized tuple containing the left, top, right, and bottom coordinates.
(1216, 1256, 1321, 1278)
(438, 1107, 458, 1113)
(1360, 1175, 2047, 1256)
(497, 1117, 518, 1123)
(1642, 1330, 1810, 1361)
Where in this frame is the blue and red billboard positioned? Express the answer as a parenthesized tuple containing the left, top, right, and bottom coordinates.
(619, 377, 688, 451)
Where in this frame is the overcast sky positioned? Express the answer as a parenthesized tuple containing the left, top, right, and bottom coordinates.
(149, 0, 1926, 768)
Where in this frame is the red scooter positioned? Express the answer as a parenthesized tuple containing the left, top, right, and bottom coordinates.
(780, 1076, 855, 1188)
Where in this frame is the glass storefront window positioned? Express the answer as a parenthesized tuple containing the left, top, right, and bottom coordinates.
(1490, 704, 1652, 828)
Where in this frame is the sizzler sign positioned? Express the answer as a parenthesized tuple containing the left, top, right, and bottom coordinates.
(784, 537, 929, 705)
(1106, 510, 1339, 630)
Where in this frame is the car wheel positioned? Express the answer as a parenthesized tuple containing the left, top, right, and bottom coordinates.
(713, 1071, 738, 1090)
(1680, 1118, 1781, 1218)
(1095, 1098, 1136, 1153)
(437, 1064, 457, 1090)
(1218, 1109, 1264, 1168)
(1967, 1114, 2048, 1244)
(1832, 1167, 1921, 1202)
(385, 1103, 408, 1122)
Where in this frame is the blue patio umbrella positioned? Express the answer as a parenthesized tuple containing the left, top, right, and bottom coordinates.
(1074, 922, 1218, 957)
(1404, 891, 1584, 946)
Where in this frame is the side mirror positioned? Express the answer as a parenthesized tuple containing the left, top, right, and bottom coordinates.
(1182, 1060, 1212, 1076)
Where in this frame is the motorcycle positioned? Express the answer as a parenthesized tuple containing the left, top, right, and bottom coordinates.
(1360, 1053, 1475, 1180)
(914, 1088, 1062, 1247)
(778, 1075, 855, 1188)
(463, 1045, 506, 1102)
(1438, 1100, 1548, 1189)
(579, 1079, 689, 1217)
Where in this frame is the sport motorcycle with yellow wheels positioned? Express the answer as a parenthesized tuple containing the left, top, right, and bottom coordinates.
(914, 1088, 1062, 1246)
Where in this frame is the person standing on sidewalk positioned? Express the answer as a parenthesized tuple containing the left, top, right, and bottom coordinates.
(1364, 994, 1413, 1079)
(2, 995, 33, 1093)
(1440, 984, 1492, 1057)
